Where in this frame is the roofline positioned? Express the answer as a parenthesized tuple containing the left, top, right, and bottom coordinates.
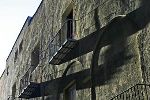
(31, 0, 44, 24)
(1, 0, 44, 79)
(6, 16, 32, 62)
(0, 69, 6, 79)
(6, 0, 44, 62)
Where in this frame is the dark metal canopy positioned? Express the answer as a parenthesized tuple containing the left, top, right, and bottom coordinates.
(49, 39, 77, 65)
(18, 82, 41, 99)
(18, 65, 105, 99)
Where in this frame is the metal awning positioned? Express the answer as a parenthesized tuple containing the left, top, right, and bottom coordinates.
(18, 82, 41, 99)
(49, 39, 77, 65)
(19, 65, 105, 99)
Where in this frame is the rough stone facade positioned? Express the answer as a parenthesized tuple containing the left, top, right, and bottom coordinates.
(0, 0, 150, 100)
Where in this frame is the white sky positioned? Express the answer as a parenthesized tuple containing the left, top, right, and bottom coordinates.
(0, 0, 42, 76)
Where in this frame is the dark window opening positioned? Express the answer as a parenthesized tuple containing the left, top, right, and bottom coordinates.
(66, 9, 73, 39)
(14, 50, 18, 63)
(19, 40, 23, 53)
(28, 16, 33, 26)
(31, 44, 40, 72)
(64, 81, 76, 100)
(6, 66, 9, 75)
(12, 83, 16, 100)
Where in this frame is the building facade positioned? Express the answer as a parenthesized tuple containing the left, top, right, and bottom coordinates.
(0, 0, 150, 100)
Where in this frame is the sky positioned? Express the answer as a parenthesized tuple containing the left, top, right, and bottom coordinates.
(0, 0, 42, 76)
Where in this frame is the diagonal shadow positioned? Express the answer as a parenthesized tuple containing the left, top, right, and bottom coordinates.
(43, 1, 150, 99)
(90, 6, 130, 99)
(90, 7, 102, 100)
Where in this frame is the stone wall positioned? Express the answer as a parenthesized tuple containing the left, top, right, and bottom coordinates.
(0, 0, 150, 100)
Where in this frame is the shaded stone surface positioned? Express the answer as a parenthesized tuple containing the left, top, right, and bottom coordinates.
(0, 0, 150, 100)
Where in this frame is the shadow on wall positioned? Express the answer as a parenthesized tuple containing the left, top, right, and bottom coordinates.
(138, 0, 150, 84)
(47, 9, 139, 100)
(141, 0, 150, 5)
(90, 7, 133, 97)
(91, 0, 150, 98)
(95, 42, 133, 85)
(44, 1, 150, 98)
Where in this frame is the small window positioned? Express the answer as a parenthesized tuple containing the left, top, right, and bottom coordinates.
(19, 40, 23, 53)
(28, 16, 33, 26)
(12, 83, 16, 100)
(14, 50, 18, 62)
(31, 43, 40, 72)
(66, 9, 73, 39)
(64, 80, 76, 100)
(62, 2, 74, 39)
(6, 66, 9, 75)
